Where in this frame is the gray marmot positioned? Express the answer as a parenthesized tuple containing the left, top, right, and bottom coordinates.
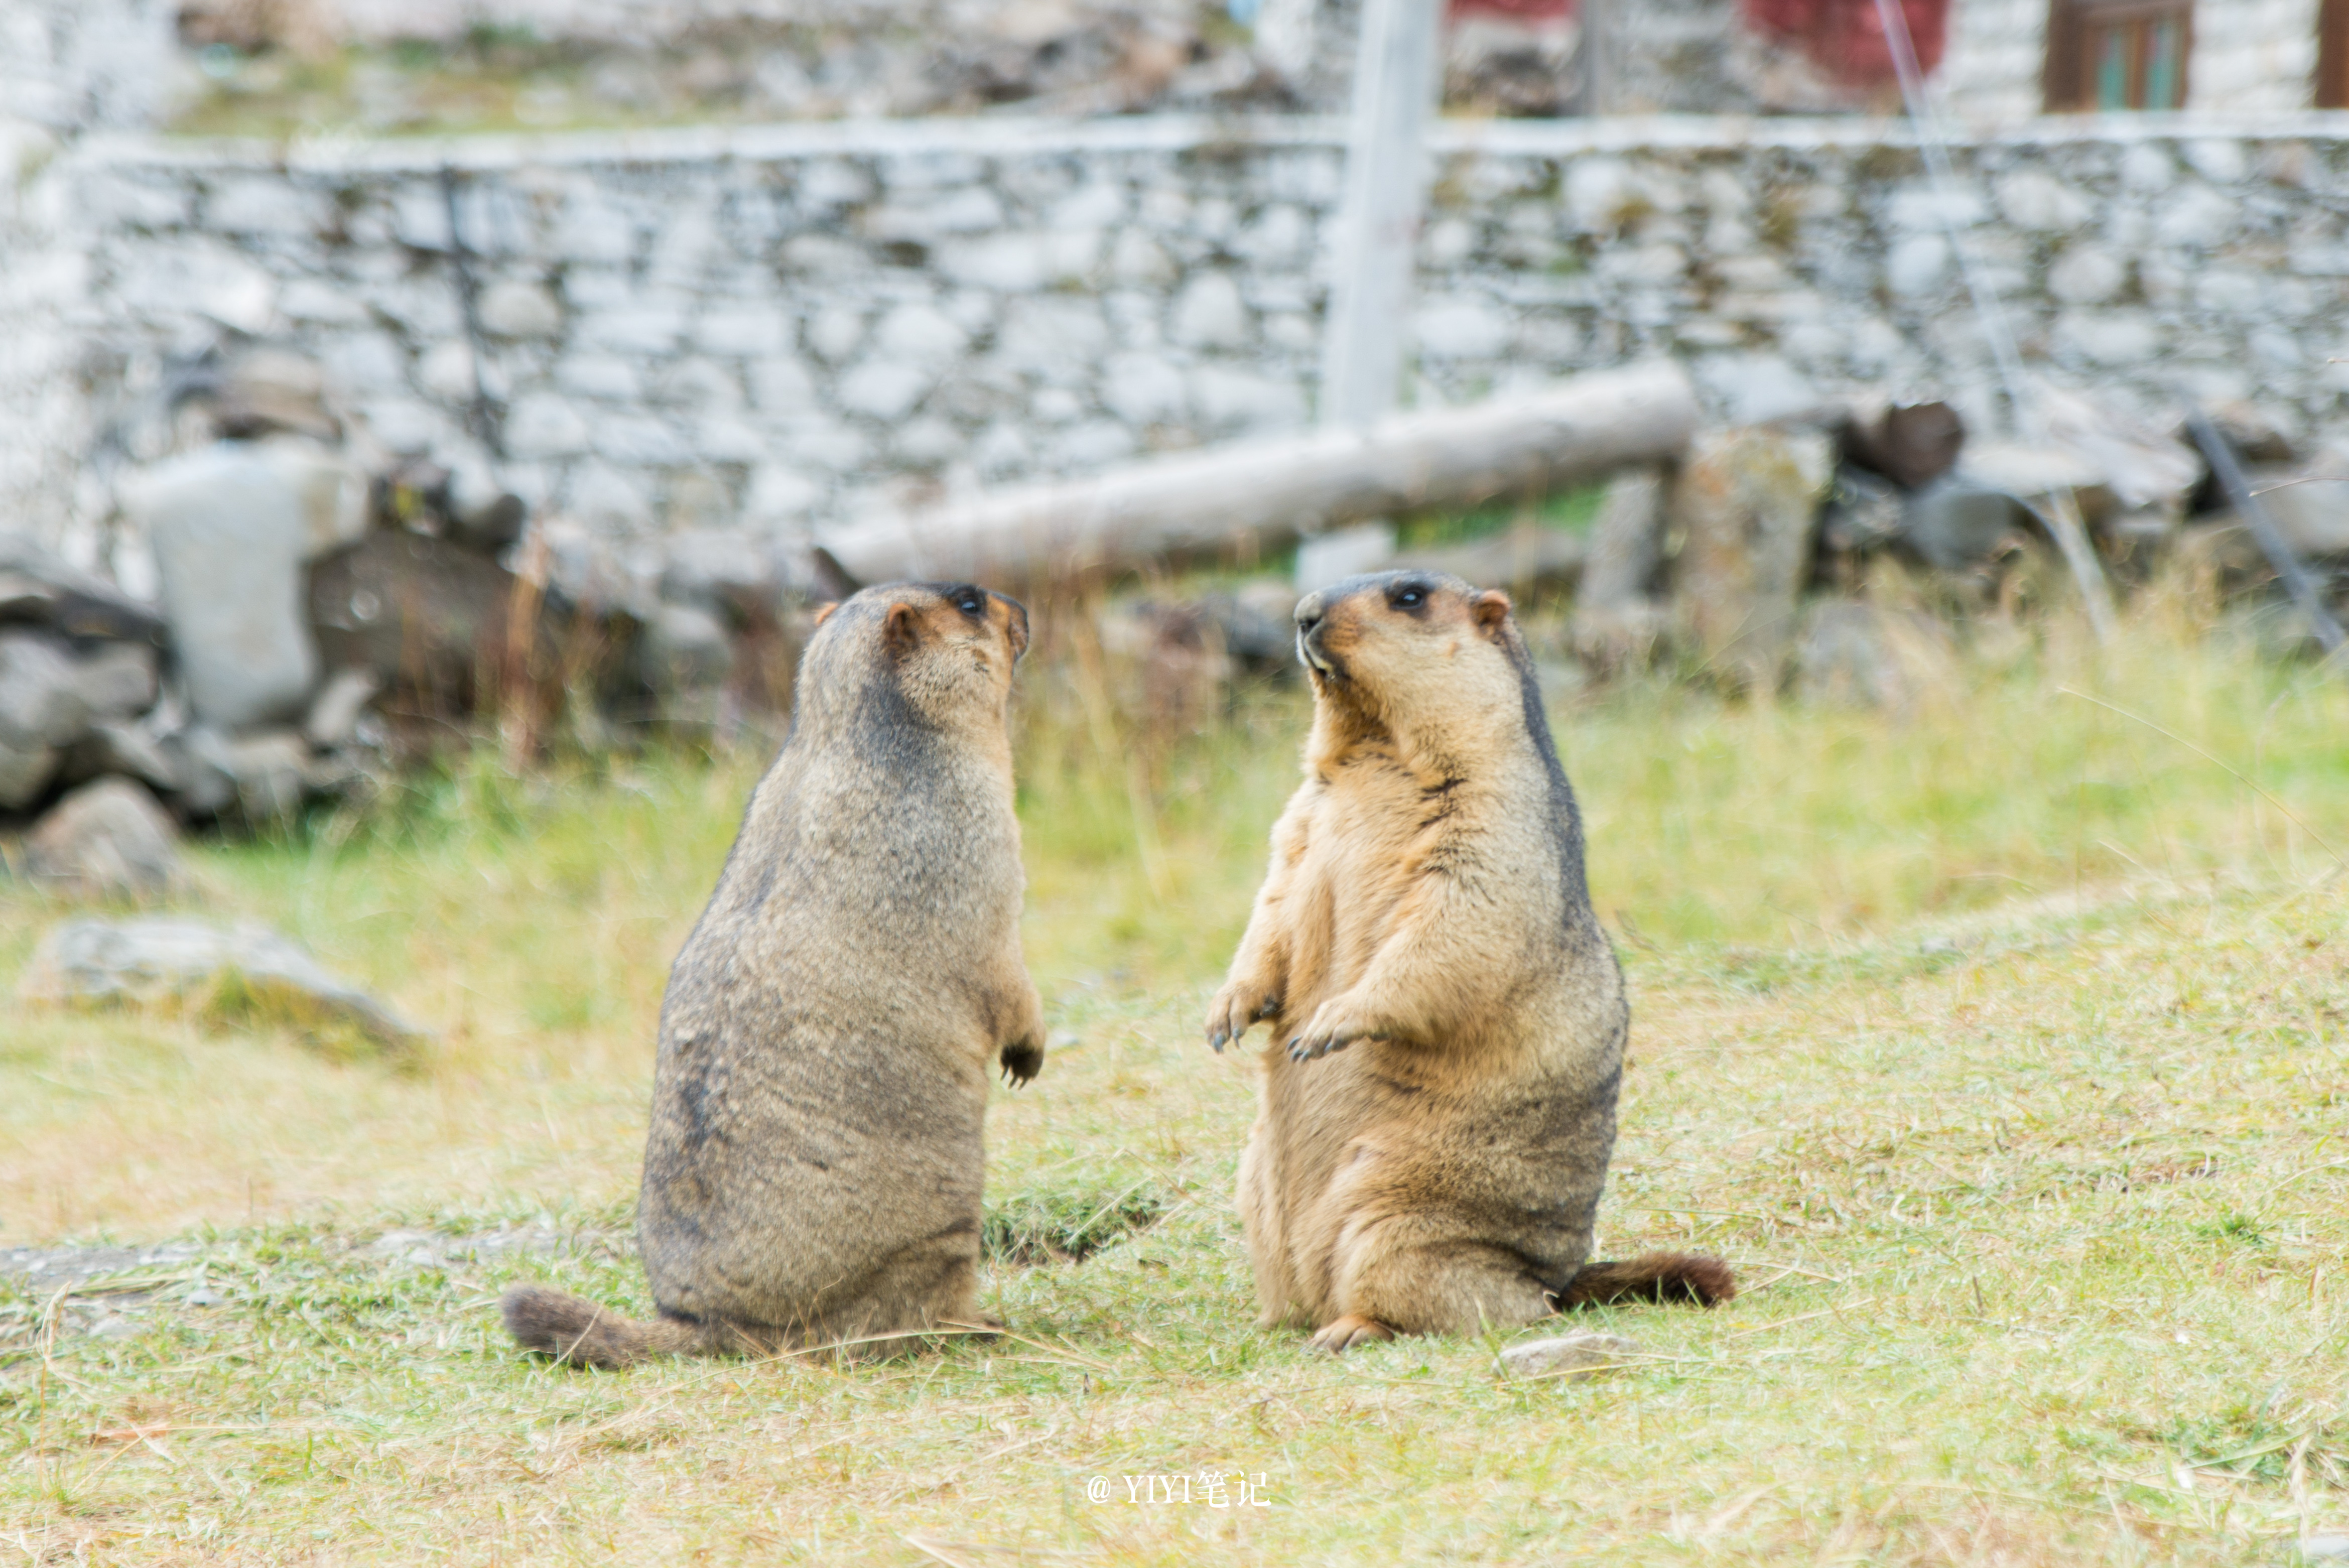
(1205, 571, 1732, 1352)
(503, 582, 1043, 1365)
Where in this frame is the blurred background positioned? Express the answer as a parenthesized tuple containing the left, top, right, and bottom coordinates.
(3, 0, 2348, 1221)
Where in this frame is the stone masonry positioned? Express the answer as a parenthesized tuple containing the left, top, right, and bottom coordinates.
(14, 110, 2349, 578)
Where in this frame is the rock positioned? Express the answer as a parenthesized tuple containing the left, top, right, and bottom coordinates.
(0, 740, 58, 813)
(255, 436, 371, 560)
(1496, 1331, 1644, 1381)
(68, 642, 158, 718)
(1840, 402, 1965, 489)
(120, 444, 319, 732)
(1389, 525, 1587, 590)
(2037, 386, 2202, 516)
(58, 720, 181, 795)
(659, 530, 787, 623)
(0, 535, 167, 645)
(1818, 467, 1905, 554)
(2299, 1535, 2349, 1562)
(1899, 475, 2030, 571)
(2249, 475, 2349, 559)
(1793, 602, 1959, 710)
(638, 602, 735, 698)
(1578, 466, 1669, 609)
(303, 669, 379, 750)
(1953, 442, 2110, 518)
(1671, 426, 1835, 690)
(21, 778, 185, 899)
(1295, 521, 1396, 594)
(197, 728, 311, 823)
(0, 630, 95, 748)
(1196, 579, 1299, 670)
(19, 917, 429, 1049)
(477, 279, 563, 340)
(214, 349, 338, 441)
(2205, 401, 2301, 465)
(1570, 599, 1670, 672)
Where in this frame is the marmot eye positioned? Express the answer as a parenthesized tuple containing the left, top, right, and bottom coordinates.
(1394, 587, 1424, 608)
(955, 593, 985, 617)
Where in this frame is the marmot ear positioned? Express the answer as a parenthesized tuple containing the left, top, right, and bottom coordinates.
(1004, 600, 1030, 661)
(883, 601, 921, 654)
(1469, 589, 1512, 637)
(812, 601, 839, 627)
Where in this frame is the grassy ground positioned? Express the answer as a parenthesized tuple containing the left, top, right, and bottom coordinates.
(4, 598, 2347, 1563)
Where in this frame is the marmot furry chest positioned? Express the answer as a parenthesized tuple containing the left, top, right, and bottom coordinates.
(501, 582, 1045, 1366)
(1206, 571, 1731, 1352)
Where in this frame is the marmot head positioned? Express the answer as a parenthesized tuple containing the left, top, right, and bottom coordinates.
(1293, 571, 1527, 731)
(802, 581, 1029, 736)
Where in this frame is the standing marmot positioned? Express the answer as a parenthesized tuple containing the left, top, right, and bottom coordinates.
(503, 582, 1044, 1366)
(1205, 571, 1732, 1352)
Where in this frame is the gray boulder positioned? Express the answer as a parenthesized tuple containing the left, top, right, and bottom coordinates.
(1496, 1331, 1644, 1382)
(1900, 475, 2029, 571)
(20, 917, 429, 1050)
(1818, 467, 1905, 555)
(0, 631, 93, 810)
(22, 778, 185, 899)
(0, 535, 167, 644)
(68, 642, 159, 718)
(639, 602, 735, 698)
(121, 444, 319, 732)
(58, 720, 182, 794)
(1671, 426, 1835, 690)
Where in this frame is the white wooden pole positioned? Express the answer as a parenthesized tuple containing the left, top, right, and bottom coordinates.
(1318, 0, 1445, 431)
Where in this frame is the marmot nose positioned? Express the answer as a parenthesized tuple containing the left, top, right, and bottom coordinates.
(1295, 596, 1326, 634)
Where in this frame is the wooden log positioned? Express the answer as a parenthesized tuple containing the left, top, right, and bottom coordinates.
(815, 361, 1701, 587)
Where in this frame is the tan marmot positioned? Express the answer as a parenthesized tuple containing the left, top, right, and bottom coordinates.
(503, 582, 1043, 1366)
(1205, 570, 1732, 1352)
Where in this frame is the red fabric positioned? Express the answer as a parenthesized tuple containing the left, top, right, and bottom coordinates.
(1739, 0, 1948, 84)
(1448, 0, 1575, 22)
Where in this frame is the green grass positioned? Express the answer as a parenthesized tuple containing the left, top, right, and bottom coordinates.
(4, 598, 2348, 1562)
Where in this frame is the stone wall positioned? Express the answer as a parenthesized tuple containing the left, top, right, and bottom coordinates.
(19, 109, 2349, 576)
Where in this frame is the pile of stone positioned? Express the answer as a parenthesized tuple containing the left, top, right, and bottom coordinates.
(3, 339, 834, 898)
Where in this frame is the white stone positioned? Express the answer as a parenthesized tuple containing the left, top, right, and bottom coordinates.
(1048, 421, 1136, 469)
(557, 353, 641, 402)
(580, 306, 686, 355)
(864, 186, 1002, 240)
(1565, 158, 1645, 234)
(1048, 182, 1127, 229)
(971, 421, 1032, 476)
(205, 177, 324, 237)
(749, 356, 820, 414)
(354, 398, 446, 456)
(2121, 143, 2177, 193)
(998, 298, 1110, 373)
(592, 414, 689, 465)
(2154, 184, 2238, 248)
(893, 416, 963, 465)
(2054, 310, 2163, 366)
(1886, 186, 1987, 232)
(1414, 296, 1510, 360)
(873, 303, 968, 368)
(939, 233, 1054, 291)
(278, 280, 371, 326)
(1233, 203, 1312, 265)
(1422, 217, 1477, 269)
(564, 461, 654, 532)
(1030, 387, 1085, 425)
(2194, 269, 2265, 314)
(504, 393, 592, 458)
(1171, 272, 1249, 349)
(419, 341, 485, 404)
(1693, 353, 1823, 425)
(808, 307, 866, 363)
(2183, 138, 2247, 183)
(1994, 169, 2091, 233)
(691, 306, 788, 358)
(1496, 1332, 1643, 1381)
(2047, 244, 2126, 305)
(557, 197, 636, 264)
(1188, 365, 1306, 434)
(478, 279, 562, 340)
(1885, 233, 1950, 296)
(1102, 351, 1188, 425)
(320, 333, 406, 398)
(837, 360, 934, 421)
(744, 464, 821, 523)
(1109, 228, 1178, 287)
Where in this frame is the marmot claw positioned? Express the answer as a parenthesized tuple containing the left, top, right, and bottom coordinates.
(999, 1038, 1042, 1087)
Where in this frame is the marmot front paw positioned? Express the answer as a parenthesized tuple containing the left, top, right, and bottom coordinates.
(999, 1036, 1043, 1087)
(1205, 979, 1281, 1052)
(1286, 1001, 1381, 1063)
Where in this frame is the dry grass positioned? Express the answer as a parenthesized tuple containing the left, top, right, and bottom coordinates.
(3, 597, 2347, 1563)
